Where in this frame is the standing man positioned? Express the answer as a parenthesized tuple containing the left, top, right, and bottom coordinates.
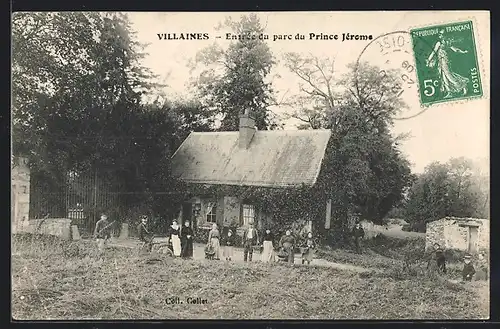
(243, 222, 259, 262)
(351, 221, 365, 254)
(94, 213, 112, 255)
(137, 215, 154, 253)
(433, 243, 447, 274)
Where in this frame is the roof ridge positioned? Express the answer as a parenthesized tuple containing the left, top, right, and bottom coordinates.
(171, 129, 332, 187)
(189, 129, 331, 134)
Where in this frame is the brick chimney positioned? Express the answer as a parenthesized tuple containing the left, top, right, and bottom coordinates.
(239, 109, 256, 149)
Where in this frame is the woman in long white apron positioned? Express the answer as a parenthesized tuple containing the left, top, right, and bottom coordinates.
(261, 229, 275, 263)
(208, 223, 221, 260)
(169, 220, 181, 257)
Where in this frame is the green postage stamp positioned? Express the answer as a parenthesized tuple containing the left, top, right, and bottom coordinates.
(410, 21, 483, 106)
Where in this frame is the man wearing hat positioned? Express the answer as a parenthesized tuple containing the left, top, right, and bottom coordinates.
(94, 213, 112, 255)
(242, 222, 259, 262)
(462, 253, 476, 282)
(433, 243, 447, 274)
(137, 215, 154, 252)
(351, 221, 365, 254)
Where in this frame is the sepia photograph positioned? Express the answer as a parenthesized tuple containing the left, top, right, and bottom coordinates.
(11, 11, 490, 320)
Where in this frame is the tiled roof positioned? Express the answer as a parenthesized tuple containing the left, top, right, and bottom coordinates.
(171, 130, 331, 188)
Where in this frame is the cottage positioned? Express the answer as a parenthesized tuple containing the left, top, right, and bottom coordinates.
(170, 112, 332, 236)
(11, 156, 31, 233)
(426, 217, 490, 253)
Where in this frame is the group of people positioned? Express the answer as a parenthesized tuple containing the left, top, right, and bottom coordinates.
(93, 213, 487, 281)
(203, 222, 316, 265)
(93, 213, 336, 265)
(137, 215, 195, 258)
(432, 242, 487, 282)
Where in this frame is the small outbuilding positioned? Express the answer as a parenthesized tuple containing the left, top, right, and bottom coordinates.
(425, 217, 489, 253)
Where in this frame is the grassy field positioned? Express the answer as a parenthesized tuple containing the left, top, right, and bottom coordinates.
(11, 233, 489, 320)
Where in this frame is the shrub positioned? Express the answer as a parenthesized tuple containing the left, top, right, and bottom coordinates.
(402, 221, 426, 233)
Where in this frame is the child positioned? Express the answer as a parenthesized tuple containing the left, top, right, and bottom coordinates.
(223, 229, 235, 261)
(462, 253, 476, 282)
(301, 232, 315, 265)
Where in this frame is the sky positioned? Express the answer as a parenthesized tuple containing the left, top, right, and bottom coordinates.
(128, 11, 490, 174)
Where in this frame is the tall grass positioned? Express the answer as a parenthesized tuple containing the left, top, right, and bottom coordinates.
(11, 233, 489, 320)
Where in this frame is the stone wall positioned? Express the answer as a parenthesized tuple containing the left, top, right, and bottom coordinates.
(426, 217, 489, 253)
(15, 218, 72, 240)
(443, 223, 469, 250)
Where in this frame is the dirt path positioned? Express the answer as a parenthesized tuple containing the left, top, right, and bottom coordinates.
(107, 238, 373, 273)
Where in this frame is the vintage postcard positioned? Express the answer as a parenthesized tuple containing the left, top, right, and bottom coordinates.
(11, 11, 490, 320)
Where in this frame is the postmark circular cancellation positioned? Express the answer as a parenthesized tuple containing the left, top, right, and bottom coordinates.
(356, 20, 484, 121)
(355, 30, 434, 120)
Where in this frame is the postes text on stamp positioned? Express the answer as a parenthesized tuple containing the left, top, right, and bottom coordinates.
(410, 21, 482, 106)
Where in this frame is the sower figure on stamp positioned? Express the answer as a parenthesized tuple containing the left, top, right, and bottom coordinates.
(426, 29, 469, 99)
(351, 222, 365, 254)
(94, 213, 112, 256)
(242, 222, 259, 262)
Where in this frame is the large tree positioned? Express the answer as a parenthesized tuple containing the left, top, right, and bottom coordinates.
(12, 13, 209, 224)
(283, 54, 414, 241)
(12, 12, 157, 174)
(190, 14, 278, 130)
(404, 157, 489, 226)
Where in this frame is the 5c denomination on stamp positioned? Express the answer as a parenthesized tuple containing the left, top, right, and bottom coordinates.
(410, 21, 483, 106)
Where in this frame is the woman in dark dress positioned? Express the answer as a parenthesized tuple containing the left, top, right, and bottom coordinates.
(180, 221, 194, 259)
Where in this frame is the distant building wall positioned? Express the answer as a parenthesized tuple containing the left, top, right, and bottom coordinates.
(426, 217, 489, 253)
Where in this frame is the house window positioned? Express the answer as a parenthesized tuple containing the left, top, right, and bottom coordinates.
(206, 202, 216, 223)
(193, 203, 201, 217)
(242, 204, 255, 226)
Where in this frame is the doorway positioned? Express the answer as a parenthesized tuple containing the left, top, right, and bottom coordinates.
(182, 203, 192, 225)
(468, 226, 479, 253)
